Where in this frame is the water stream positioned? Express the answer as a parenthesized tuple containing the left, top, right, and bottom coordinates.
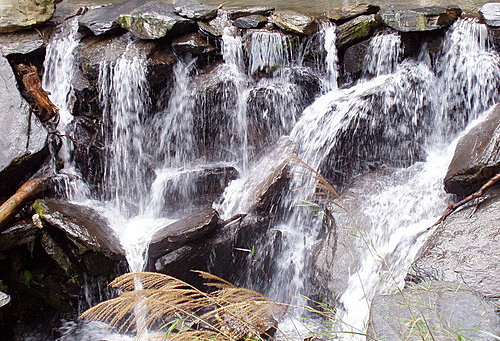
(41, 15, 499, 340)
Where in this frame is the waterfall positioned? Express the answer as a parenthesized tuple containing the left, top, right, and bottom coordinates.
(322, 22, 339, 91)
(363, 32, 402, 77)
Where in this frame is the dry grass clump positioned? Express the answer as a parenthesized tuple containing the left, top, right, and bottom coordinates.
(80, 271, 283, 340)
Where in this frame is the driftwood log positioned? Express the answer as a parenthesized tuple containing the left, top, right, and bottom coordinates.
(0, 177, 47, 231)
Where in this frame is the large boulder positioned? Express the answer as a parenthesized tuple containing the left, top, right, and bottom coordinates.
(444, 104, 500, 196)
(0, 0, 57, 33)
(117, 1, 196, 40)
(327, 4, 380, 22)
(148, 207, 220, 259)
(0, 56, 47, 195)
(409, 187, 500, 299)
(271, 10, 317, 35)
(380, 5, 461, 32)
(480, 3, 500, 27)
(33, 199, 124, 256)
(335, 14, 381, 50)
(368, 281, 500, 340)
(227, 6, 274, 20)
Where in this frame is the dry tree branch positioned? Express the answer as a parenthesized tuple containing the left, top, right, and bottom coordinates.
(429, 171, 500, 230)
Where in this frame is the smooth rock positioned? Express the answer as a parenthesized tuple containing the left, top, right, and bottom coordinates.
(327, 4, 380, 21)
(0, 57, 47, 194)
(341, 37, 371, 82)
(0, 0, 57, 33)
(79, 0, 147, 36)
(336, 14, 381, 50)
(444, 104, 500, 196)
(0, 291, 10, 309)
(233, 14, 268, 29)
(149, 207, 219, 259)
(0, 30, 45, 56)
(480, 3, 500, 27)
(172, 31, 217, 54)
(380, 5, 461, 32)
(368, 282, 500, 340)
(271, 10, 317, 35)
(50, 1, 87, 25)
(117, 1, 195, 39)
(33, 199, 124, 255)
(173, 0, 218, 20)
(227, 6, 274, 20)
(409, 187, 500, 298)
(0, 222, 40, 252)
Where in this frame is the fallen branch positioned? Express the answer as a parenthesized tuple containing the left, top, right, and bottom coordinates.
(429, 172, 500, 230)
(0, 177, 48, 231)
(222, 213, 247, 226)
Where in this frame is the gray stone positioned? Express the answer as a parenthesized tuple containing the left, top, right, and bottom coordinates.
(409, 187, 500, 299)
(233, 15, 268, 29)
(368, 282, 500, 340)
(33, 199, 124, 255)
(117, 1, 195, 40)
(380, 5, 462, 32)
(336, 14, 381, 50)
(0, 222, 40, 252)
(227, 6, 274, 20)
(172, 31, 217, 54)
(327, 4, 380, 22)
(149, 207, 220, 259)
(0, 30, 45, 56)
(197, 20, 220, 37)
(173, 0, 218, 20)
(0, 57, 47, 192)
(342, 38, 371, 82)
(480, 3, 500, 27)
(50, 1, 87, 25)
(79, 0, 147, 36)
(0, 0, 57, 33)
(444, 104, 500, 196)
(0, 291, 10, 309)
(271, 10, 317, 35)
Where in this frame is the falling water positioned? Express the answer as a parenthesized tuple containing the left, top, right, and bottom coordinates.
(363, 32, 402, 77)
(322, 22, 339, 91)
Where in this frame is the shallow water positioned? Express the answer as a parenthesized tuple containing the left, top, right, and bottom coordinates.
(69, 0, 491, 15)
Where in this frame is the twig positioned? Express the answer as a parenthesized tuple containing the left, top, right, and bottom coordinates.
(429, 172, 500, 230)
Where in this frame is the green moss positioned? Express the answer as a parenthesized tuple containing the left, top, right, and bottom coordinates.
(32, 201, 47, 217)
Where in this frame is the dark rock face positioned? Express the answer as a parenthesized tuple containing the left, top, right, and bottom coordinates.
(33, 199, 124, 255)
(172, 31, 217, 54)
(149, 207, 219, 259)
(380, 5, 461, 32)
(117, 1, 196, 40)
(227, 6, 275, 20)
(409, 187, 500, 299)
(0, 0, 57, 33)
(271, 10, 317, 35)
(369, 281, 500, 340)
(234, 14, 268, 29)
(0, 56, 48, 196)
(173, 0, 218, 21)
(480, 3, 500, 27)
(336, 14, 381, 50)
(341, 37, 371, 82)
(327, 4, 380, 22)
(0, 221, 40, 252)
(444, 104, 500, 196)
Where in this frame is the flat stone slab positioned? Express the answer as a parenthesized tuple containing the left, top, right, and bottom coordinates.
(227, 6, 275, 20)
(480, 3, 500, 27)
(173, 0, 218, 20)
(0, 30, 44, 56)
(172, 31, 217, 54)
(271, 10, 317, 35)
(234, 14, 268, 29)
(336, 14, 381, 50)
(380, 5, 461, 32)
(327, 4, 380, 21)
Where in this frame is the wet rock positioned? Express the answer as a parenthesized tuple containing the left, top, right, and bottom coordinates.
(172, 31, 217, 54)
(41, 232, 78, 276)
(327, 4, 380, 22)
(0, 291, 10, 309)
(0, 221, 40, 252)
(198, 21, 221, 37)
(271, 10, 317, 35)
(0, 56, 48, 195)
(480, 3, 500, 27)
(33, 199, 124, 255)
(409, 187, 500, 299)
(0, 30, 45, 56)
(380, 5, 462, 32)
(341, 37, 371, 82)
(149, 207, 220, 259)
(336, 14, 381, 50)
(227, 6, 274, 20)
(0, 0, 57, 33)
(444, 104, 500, 196)
(234, 14, 268, 29)
(368, 282, 500, 340)
(117, 1, 195, 40)
(173, 0, 218, 21)
(50, 2, 87, 25)
(79, 0, 146, 36)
